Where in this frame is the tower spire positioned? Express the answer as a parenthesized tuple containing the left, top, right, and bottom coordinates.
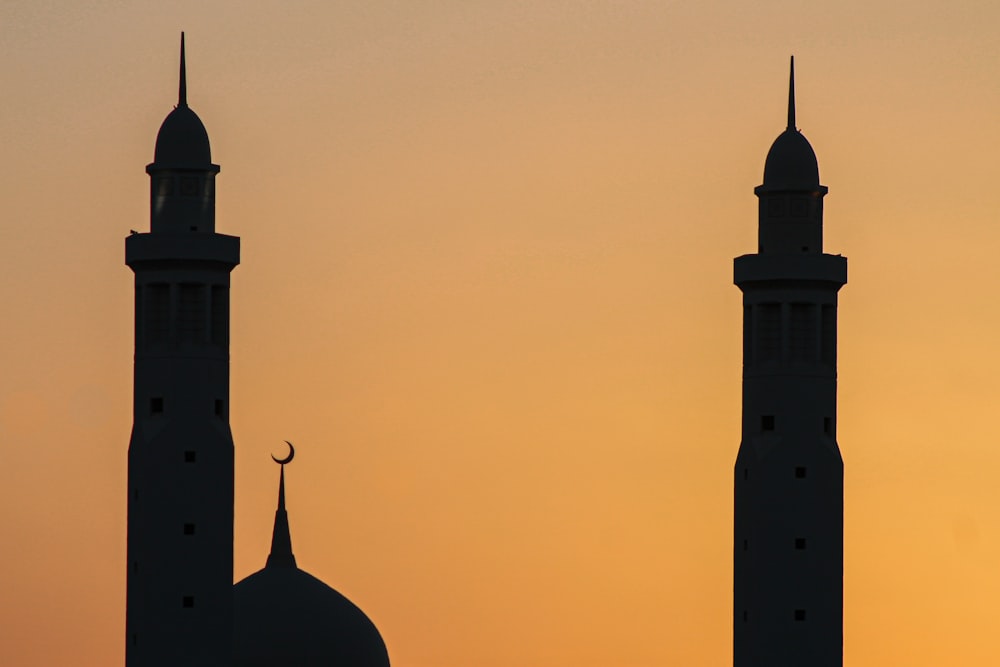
(178, 32, 187, 108)
(266, 442, 297, 569)
(787, 55, 796, 131)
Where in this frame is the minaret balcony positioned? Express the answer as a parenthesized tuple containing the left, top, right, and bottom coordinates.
(734, 252, 846, 289)
(126, 232, 240, 269)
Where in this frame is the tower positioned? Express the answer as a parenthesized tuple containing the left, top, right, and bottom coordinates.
(733, 58, 847, 666)
(125, 34, 239, 667)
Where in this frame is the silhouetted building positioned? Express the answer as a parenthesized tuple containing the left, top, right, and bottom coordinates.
(234, 458, 390, 667)
(125, 33, 237, 667)
(124, 35, 389, 667)
(733, 58, 847, 667)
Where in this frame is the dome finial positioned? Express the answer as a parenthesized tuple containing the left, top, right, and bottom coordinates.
(787, 55, 796, 131)
(266, 442, 297, 568)
(178, 32, 187, 108)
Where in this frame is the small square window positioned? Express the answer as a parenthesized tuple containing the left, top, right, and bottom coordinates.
(150, 397, 164, 414)
(761, 415, 775, 431)
(795, 537, 806, 550)
(743, 610, 748, 622)
(183, 523, 195, 535)
(743, 539, 748, 551)
(184, 450, 196, 463)
(743, 467, 748, 481)
(214, 399, 225, 417)
(182, 596, 194, 608)
(824, 417, 832, 434)
(794, 609, 806, 621)
(795, 466, 807, 479)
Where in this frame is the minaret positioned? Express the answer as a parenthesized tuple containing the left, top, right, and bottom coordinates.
(733, 57, 847, 666)
(125, 34, 239, 667)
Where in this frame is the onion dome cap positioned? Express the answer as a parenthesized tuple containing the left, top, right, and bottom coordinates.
(150, 32, 214, 168)
(755, 55, 826, 195)
(153, 105, 212, 165)
(761, 129, 820, 191)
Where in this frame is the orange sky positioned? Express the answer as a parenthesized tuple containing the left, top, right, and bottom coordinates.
(3, 1, 1000, 665)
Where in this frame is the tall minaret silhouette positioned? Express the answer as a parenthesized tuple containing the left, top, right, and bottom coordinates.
(125, 34, 239, 667)
(733, 57, 847, 667)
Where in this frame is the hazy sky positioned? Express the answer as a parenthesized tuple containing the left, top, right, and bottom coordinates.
(4, 1, 1000, 665)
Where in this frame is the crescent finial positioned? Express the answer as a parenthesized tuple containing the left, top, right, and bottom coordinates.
(271, 441, 295, 465)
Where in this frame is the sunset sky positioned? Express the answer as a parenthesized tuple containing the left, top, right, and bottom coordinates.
(4, 1, 1000, 665)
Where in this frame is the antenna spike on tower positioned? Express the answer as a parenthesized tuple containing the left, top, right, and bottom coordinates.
(787, 55, 796, 131)
(178, 32, 187, 108)
(277, 464, 286, 511)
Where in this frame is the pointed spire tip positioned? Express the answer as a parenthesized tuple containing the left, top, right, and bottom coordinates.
(178, 32, 188, 108)
(277, 465, 286, 511)
(787, 55, 796, 131)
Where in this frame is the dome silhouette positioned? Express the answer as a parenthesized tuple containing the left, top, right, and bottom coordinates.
(153, 105, 212, 166)
(232, 461, 390, 667)
(761, 128, 820, 191)
(234, 567, 390, 667)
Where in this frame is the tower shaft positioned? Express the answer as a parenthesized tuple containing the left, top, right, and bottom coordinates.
(125, 248, 238, 667)
(733, 255, 845, 666)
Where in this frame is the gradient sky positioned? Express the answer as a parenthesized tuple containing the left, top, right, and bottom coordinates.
(3, 1, 1000, 665)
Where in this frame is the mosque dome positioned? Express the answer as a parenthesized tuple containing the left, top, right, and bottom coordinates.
(234, 566, 390, 667)
(153, 105, 212, 166)
(233, 450, 390, 667)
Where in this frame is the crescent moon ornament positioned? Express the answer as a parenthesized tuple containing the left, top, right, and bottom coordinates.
(271, 441, 295, 465)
